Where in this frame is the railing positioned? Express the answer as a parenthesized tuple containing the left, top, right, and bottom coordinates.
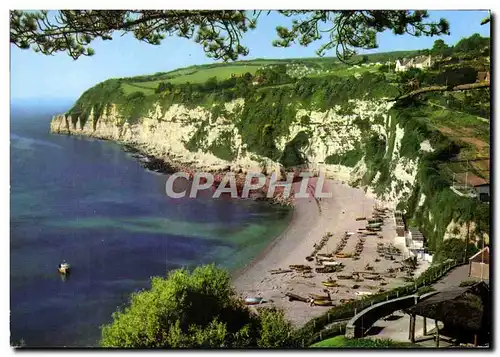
(291, 259, 460, 347)
(345, 290, 440, 339)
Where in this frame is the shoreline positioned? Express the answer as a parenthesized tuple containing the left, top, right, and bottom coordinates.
(232, 178, 413, 327)
(51, 129, 415, 327)
(231, 205, 297, 281)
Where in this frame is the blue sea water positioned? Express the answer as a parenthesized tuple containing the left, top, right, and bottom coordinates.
(10, 101, 291, 347)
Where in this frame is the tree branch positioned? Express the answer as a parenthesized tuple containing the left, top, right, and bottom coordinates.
(389, 82, 490, 102)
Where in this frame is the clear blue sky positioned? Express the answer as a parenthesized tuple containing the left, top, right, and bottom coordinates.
(10, 10, 490, 101)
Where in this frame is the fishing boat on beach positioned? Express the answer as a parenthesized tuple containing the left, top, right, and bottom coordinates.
(312, 299, 334, 306)
(309, 292, 331, 300)
(322, 261, 343, 267)
(366, 222, 383, 228)
(356, 291, 374, 297)
(322, 278, 337, 287)
(244, 297, 264, 305)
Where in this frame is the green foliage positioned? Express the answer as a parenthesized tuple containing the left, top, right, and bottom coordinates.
(184, 120, 209, 152)
(280, 131, 310, 168)
(363, 134, 388, 187)
(390, 104, 489, 252)
(431, 39, 452, 57)
(100, 264, 296, 348)
(255, 64, 293, 85)
(100, 265, 259, 348)
(325, 144, 363, 167)
(434, 238, 478, 264)
(208, 131, 237, 161)
(274, 11, 449, 62)
(454, 33, 490, 57)
(459, 279, 479, 287)
(256, 307, 294, 348)
(416, 285, 435, 296)
(12, 10, 449, 63)
(425, 67, 478, 87)
(236, 88, 298, 160)
(378, 63, 395, 73)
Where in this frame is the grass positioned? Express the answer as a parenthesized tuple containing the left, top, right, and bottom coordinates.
(122, 82, 156, 96)
(424, 106, 490, 143)
(132, 64, 261, 88)
(115, 50, 419, 96)
(310, 336, 418, 348)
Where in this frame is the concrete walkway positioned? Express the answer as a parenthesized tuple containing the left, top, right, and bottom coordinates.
(363, 265, 471, 346)
(365, 310, 451, 346)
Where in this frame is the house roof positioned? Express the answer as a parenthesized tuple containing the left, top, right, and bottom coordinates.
(470, 246, 490, 264)
(397, 58, 413, 66)
(474, 183, 490, 188)
(456, 173, 489, 187)
(405, 282, 490, 332)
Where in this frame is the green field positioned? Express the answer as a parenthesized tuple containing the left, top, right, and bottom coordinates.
(118, 50, 420, 96)
(122, 82, 156, 95)
(121, 63, 268, 95)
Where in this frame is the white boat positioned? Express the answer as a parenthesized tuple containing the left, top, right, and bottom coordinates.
(58, 262, 71, 274)
(322, 261, 343, 266)
(355, 291, 374, 296)
(244, 297, 264, 305)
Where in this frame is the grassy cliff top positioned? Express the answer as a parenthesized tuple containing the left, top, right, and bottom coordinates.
(115, 50, 419, 95)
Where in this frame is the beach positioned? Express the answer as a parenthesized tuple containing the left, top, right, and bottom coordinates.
(234, 177, 419, 327)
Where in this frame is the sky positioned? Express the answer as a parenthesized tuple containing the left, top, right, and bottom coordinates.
(10, 10, 490, 102)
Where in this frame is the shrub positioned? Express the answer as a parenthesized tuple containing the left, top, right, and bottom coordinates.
(100, 265, 260, 348)
(256, 307, 294, 348)
(417, 286, 436, 296)
(459, 280, 479, 287)
(99, 265, 297, 348)
(434, 238, 478, 264)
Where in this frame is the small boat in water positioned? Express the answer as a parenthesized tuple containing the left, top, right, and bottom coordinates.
(58, 261, 71, 275)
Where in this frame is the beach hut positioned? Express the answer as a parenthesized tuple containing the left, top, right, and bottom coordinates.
(469, 246, 489, 281)
(405, 282, 491, 346)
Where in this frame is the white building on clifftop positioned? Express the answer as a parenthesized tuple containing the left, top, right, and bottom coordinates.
(395, 55, 433, 72)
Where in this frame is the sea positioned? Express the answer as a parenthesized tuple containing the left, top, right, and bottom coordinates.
(10, 100, 291, 347)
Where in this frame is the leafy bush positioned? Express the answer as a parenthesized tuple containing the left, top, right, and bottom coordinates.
(425, 67, 478, 87)
(256, 307, 294, 348)
(459, 280, 479, 287)
(417, 286, 436, 296)
(325, 145, 363, 167)
(434, 238, 478, 264)
(280, 131, 310, 168)
(100, 265, 296, 348)
(100, 265, 260, 348)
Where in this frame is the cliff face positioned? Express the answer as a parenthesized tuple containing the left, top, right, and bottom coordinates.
(51, 99, 283, 175)
(51, 98, 420, 205)
(51, 88, 489, 254)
